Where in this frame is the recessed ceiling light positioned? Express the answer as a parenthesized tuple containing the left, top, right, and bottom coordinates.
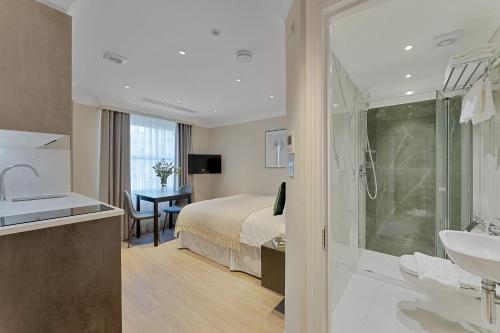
(269, 95, 275, 99)
(177, 99, 183, 103)
(211, 28, 221, 36)
(235, 78, 242, 83)
(123, 84, 131, 89)
(405, 90, 415, 96)
(404, 45, 413, 51)
(405, 74, 412, 79)
(213, 110, 217, 113)
(178, 50, 187, 55)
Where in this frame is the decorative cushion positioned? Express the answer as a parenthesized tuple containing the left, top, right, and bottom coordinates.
(273, 182, 286, 216)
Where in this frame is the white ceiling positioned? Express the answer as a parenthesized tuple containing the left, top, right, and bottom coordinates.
(41, 0, 292, 127)
(331, 0, 500, 103)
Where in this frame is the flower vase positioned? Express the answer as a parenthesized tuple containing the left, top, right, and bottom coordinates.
(160, 176, 168, 193)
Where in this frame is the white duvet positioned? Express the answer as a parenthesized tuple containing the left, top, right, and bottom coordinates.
(239, 206, 285, 247)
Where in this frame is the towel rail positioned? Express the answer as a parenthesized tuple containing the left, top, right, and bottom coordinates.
(443, 56, 499, 93)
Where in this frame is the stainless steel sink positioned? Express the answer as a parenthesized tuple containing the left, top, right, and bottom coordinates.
(11, 194, 68, 202)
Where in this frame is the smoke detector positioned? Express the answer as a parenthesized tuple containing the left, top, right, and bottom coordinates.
(211, 28, 221, 36)
(103, 51, 128, 65)
(433, 29, 464, 48)
(236, 49, 253, 63)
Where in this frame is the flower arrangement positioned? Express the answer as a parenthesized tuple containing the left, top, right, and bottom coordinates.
(152, 159, 181, 191)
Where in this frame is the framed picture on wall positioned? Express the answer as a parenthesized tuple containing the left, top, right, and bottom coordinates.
(265, 129, 287, 168)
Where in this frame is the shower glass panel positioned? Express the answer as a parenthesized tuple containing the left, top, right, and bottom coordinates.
(359, 96, 472, 258)
(361, 100, 438, 256)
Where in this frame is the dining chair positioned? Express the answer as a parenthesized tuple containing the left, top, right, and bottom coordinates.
(163, 185, 193, 232)
(123, 191, 161, 248)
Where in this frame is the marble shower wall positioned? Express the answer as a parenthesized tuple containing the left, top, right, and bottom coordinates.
(329, 52, 363, 312)
(365, 100, 437, 257)
(473, 91, 500, 223)
(329, 52, 363, 249)
(364, 97, 469, 257)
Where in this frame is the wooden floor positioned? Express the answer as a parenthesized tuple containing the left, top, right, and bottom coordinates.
(122, 240, 285, 333)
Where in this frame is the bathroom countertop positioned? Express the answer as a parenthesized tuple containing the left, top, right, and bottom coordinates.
(0, 192, 123, 236)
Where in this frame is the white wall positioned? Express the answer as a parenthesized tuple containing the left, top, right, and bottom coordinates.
(473, 90, 500, 222)
(208, 116, 288, 198)
(285, 0, 308, 332)
(471, 25, 500, 223)
(72, 103, 101, 199)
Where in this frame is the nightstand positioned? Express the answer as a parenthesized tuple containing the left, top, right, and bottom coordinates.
(261, 240, 285, 296)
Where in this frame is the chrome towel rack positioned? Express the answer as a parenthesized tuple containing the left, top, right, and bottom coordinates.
(443, 56, 499, 93)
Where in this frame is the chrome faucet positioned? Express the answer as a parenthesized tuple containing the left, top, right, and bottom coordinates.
(0, 164, 39, 201)
(465, 216, 500, 236)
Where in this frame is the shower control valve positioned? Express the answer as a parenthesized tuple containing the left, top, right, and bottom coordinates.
(359, 164, 367, 177)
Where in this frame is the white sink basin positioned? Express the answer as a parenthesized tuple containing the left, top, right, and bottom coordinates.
(439, 230, 500, 282)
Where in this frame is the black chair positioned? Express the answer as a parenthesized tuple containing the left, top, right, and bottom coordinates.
(163, 185, 193, 232)
(123, 191, 161, 248)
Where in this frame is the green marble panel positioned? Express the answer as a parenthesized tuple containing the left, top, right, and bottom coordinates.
(365, 100, 437, 256)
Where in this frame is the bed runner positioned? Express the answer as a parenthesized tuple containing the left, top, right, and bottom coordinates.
(175, 194, 274, 250)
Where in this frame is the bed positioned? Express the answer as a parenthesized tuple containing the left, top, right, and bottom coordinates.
(175, 194, 285, 278)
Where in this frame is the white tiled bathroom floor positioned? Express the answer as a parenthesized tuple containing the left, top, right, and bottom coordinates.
(331, 274, 492, 333)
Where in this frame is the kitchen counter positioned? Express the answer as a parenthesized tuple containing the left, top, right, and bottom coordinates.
(0, 192, 123, 332)
(0, 192, 123, 236)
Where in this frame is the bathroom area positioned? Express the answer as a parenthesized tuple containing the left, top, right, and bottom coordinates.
(327, 0, 500, 331)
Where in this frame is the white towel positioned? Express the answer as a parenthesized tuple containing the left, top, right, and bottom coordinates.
(461, 78, 483, 123)
(454, 265, 481, 291)
(461, 77, 497, 125)
(474, 77, 496, 124)
(414, 252, 460, 292)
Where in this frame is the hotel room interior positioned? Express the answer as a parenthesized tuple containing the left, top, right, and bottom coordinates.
(0, 0, 500, 332)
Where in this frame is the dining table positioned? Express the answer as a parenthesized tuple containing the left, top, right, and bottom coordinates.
(134, 189, 192, 247)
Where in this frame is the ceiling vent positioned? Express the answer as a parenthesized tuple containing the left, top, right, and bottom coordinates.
(140, 97, 198, 114)
(236, 49, 253, 63)
(103, 51, 128, 65)
(433, 29, 464, 48)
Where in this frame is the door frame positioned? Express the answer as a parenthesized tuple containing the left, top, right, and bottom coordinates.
(304, 0, 369, 332)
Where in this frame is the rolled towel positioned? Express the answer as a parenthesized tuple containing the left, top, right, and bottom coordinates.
(454, 265, 481, 291)
(414, 252, 460, 292)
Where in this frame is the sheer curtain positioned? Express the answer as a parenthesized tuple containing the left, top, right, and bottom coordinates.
(130, 114, 177, 193)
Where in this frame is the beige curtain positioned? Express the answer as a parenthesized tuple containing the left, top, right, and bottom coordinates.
(175, 123, 192, 188)
(99, 109, 131, 240)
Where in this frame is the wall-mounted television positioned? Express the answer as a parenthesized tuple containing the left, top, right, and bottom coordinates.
(188, 154, 222, 174)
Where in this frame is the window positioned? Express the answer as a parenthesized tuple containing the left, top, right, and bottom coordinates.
(130, 114, 176, 193)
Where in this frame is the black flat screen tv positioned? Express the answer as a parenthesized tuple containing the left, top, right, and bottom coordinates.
(188, 154, 222, 174)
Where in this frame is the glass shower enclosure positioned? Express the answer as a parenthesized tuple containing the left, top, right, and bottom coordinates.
(358, 94, 472, 258)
